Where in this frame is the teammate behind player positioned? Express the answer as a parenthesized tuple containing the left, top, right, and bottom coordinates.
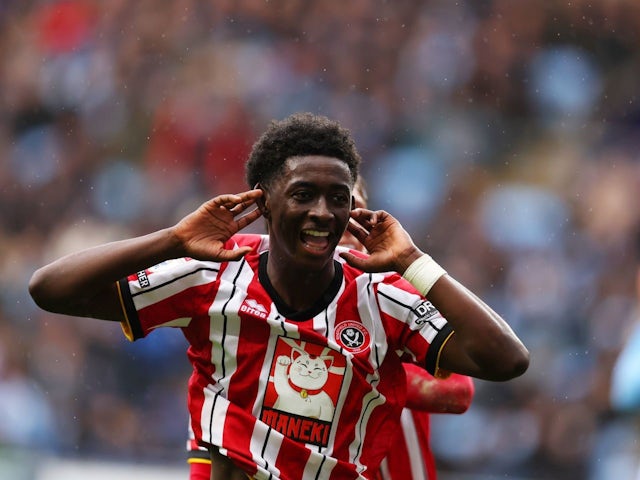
(30, 112, 528, 479)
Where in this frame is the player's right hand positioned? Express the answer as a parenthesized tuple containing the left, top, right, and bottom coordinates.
(172, 189, 263, 262)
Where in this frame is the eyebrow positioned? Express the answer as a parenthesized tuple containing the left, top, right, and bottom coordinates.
(289, 181, 351, 191)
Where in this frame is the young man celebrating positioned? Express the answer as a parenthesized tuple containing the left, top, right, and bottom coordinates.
(186, 177, 476, 480)
(29, 113, 528, 479)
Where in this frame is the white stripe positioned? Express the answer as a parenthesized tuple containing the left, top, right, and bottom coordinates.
(199, 388, 228, 446)
(208, 258, 247, 391)
(399, 409, 428, 480)
(302, 450, 338, 480)
(378, 457, 391, 480)
(377, 282, 446, 344)
(149, 317, 191, 329)
(337, 273, 385, 472)
(249, 421, 283, 479)
(357, 272, 389, 366)
(348, 368, 386, 474)
(130, 259, 220, 310)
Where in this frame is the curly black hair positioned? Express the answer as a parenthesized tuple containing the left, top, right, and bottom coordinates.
(245, 112, 361, 190)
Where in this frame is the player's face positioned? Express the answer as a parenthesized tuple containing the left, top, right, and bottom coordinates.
(265, 155, 353, 270)
(338, 182, 367, 252)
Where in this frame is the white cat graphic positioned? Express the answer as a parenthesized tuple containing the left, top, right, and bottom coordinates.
(273, 346, 335, 421)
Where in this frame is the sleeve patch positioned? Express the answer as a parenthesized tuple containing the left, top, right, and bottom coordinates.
(136, 270, 150, 288)
(413, 301, 439, 326)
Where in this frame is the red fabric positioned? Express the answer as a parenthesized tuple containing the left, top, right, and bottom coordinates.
(404, 365, 474, 414)
(379, 410, 436, 480)
(121, 235, 452, 479)
(189, 461, 211, 480)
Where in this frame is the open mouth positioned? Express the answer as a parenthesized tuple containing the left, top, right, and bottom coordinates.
(301, 229, 331, 252)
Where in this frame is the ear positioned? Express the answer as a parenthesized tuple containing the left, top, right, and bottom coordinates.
(291, 346, 304, 361)
(322, 355, 334, 369)
(254, 183, 269, 219)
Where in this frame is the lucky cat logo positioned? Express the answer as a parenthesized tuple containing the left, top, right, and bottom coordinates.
(261, 338, 345, 447)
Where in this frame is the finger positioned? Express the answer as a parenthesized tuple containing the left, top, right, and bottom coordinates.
(229, 190, 263, 214)
(229, 199, 258, 215)
(368, 210, 378, 227)
(351, 208, 377, 226)
(213, 194, 242, 206)
(339, 251, 371, 271)
(240, 189, 263, 200)
(339, 251, 387, 273)
(214, 246, 254, 262)
(235, 207, 263, 230)
(229, 203, 247, 215)
(346, 219, 369, 242)
(234, 189, 263, 208)
(213, 190, 262, 210)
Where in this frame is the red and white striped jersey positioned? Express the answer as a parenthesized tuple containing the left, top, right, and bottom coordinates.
(377, 409, 436, 480)
(117, 234, 452, 480)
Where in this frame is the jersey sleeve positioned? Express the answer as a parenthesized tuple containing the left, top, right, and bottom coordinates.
(375, 274, 454, 378)
(117, 235, 264, 341)
(116, 256, 222, 341)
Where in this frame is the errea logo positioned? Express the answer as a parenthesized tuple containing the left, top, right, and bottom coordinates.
(241, 299, 268, 319)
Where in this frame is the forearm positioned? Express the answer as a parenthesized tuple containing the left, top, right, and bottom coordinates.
(29, 228, 182, 319)
(430, 275, 528, 378)
(403, 255, 529, 381)
(404, 364, 474, 413)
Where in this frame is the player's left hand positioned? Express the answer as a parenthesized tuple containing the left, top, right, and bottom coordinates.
(339, 208, 424, 274)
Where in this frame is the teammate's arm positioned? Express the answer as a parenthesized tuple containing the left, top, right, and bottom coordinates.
(403, 364, 474, 413)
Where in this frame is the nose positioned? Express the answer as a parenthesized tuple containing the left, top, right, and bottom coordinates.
(309, 196, 333, 221)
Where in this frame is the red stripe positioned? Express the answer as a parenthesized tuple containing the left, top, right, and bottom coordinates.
(226, 277, 272, 409)
(382, 411, 435, 480)
(221, 404, 259, 477)
(273, 439, 311, 479)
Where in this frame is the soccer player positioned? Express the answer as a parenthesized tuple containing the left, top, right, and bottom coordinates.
(185, 177, 476, 480)
(30, 112, 528, 479)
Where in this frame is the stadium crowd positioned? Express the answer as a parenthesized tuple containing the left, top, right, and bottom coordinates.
(1, 1, 640, 478)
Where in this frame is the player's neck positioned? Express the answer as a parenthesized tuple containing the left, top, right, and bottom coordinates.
(266, 258, 336, 313)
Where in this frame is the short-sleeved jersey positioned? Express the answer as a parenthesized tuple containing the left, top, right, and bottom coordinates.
(377, 409, 436, 480)
(117, 234, 452, 480)
(187, 409, 436, 480)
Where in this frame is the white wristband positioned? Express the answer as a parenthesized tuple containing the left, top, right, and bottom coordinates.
(402, 254, 447, 295)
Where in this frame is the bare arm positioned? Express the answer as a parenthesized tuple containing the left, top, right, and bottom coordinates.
(340, 208, 530, 382)
(29, 190, 264, 321)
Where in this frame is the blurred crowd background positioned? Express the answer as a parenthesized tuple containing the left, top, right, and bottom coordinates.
(2, 1, 640, 479)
